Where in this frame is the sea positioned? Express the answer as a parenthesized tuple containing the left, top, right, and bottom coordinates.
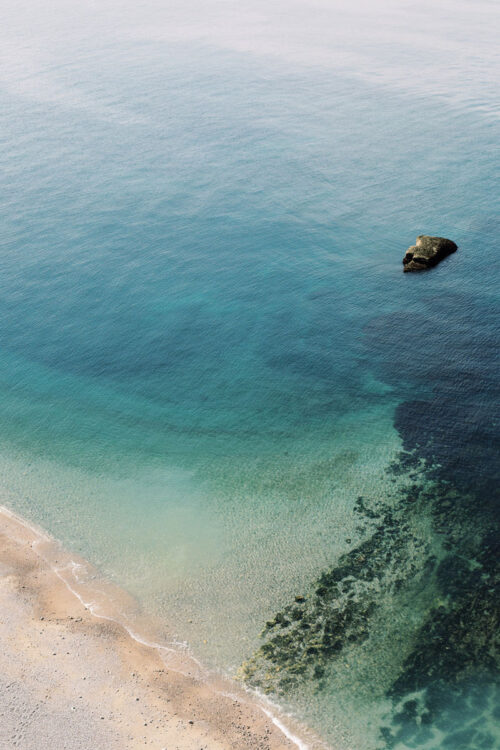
(0, 0, 499, 747)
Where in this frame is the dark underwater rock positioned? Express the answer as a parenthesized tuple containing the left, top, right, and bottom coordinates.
(403, 235, 457, 271)
(238, 474, 435, 696)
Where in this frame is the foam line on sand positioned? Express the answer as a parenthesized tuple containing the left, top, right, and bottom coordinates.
(0, 503, 327, 750)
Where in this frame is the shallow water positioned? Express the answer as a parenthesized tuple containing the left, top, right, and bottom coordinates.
(0, 1, 499, 747)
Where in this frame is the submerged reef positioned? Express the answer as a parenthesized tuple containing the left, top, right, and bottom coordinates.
(239, 459, 438, 695)
(240, 453, 499, 748)
(403, 235, 457, 271)
(378, 408, 500, 748)
(240, 428, 499, 747)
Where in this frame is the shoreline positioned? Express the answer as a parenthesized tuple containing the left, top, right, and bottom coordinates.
(0, 504, 326, 750)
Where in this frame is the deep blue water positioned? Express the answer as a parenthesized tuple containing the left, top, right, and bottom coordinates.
(0, 2, 499, 747)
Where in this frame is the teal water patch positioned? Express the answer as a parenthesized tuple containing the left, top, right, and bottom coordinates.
(0, 390, 402, 672)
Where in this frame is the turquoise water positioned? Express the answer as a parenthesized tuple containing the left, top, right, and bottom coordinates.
(0, 1, 499, 747)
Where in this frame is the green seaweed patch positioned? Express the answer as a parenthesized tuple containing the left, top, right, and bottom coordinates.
(239, 459, 437, 696)
(378, 469, 500, 748)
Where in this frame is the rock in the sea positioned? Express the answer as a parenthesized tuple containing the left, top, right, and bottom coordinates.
(403, 235, 457, 272)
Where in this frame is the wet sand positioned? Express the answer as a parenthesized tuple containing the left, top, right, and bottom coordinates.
(0, 506, 322, 750)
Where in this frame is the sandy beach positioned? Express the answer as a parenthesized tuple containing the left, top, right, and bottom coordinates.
(0, 506, 320, 750)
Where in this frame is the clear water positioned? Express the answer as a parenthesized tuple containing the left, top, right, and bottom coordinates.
(0, 1, 498, 748)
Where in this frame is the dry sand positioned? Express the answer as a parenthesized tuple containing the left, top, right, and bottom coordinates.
(0, 506, 323, 750)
